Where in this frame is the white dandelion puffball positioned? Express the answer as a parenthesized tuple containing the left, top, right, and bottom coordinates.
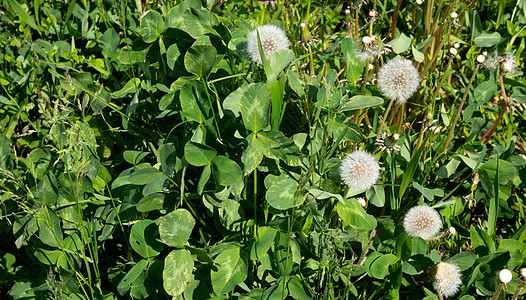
(247, 25, 289, 65)
(377, 57, 420, 104)
(434, 262, 462, 298)
(403, 205, 442, 240)
(339, 151, 380, 191)
(499, 269, 513, 283)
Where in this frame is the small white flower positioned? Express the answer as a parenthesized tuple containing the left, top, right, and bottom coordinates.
(433, 262, 462, 298)
(339, 151, 380, 191)
(450, 48, 457, 55)
(356, 197, 367, 207)
(377, 57, 420, 104)
(449, 227, 456, 235)
(247, 24, 289, 65)
(499, 269, 513, 283)
(450, 12, 458, 18)
(477, 54, 486, 63)
(403, 205, 442, 240)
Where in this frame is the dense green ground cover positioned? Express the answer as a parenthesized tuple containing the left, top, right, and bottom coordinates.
(1, 0, 526, 299)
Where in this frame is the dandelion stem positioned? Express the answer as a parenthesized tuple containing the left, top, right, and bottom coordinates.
(491, 283, 504, 300)
(390, 0, 403, 39)
(479, 72, 509, 143)
(378, 99, 394, 133)
(442, 65, 479, 154)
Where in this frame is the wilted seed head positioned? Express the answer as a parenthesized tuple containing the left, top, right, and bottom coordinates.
(403, 205, 442, 240)
(247, 24, 289, 65)
(339, 151, 380, 191)
(377, 57, 420, 104)
(433, 262, 462, 298)
(520, 268, 526, 280)
(485, 51, 518, 74)
(499, 269, 513, 284)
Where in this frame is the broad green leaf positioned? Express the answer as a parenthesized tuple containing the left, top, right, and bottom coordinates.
(184, 141, 217, 167)
(37, 208, 63, 247)
(223, 85, 249, 118)
(240, 83, 271, 133)
(241, 133, 265, 175)
(366, 183, 385, 207)
(478, 159, 518, 184)
(158, 144, 180, 176)
(166, 44, 181, 70)
(273, 231, 293, 275)
(112, 78, 141, 99)
(184, 44, 217, 78)
(336, 198, 377, 230)
(341, 38, 366, 85)
(159, 209, 195, 247)
(470, 10, 482, 39)
(309, 188, 344, 204)
(211, 155, 242, 186)
(121, 168, 163, 186)
(117, 46, 151, 65)
(0, 135, 10, 169)
(164, 0, 202, 29)
(287, 70, 305, 97)
(474, 31, 501, 47)
(141, 10, 164, 43)
(130, 220, 163, 259)
(266, 178, 299, 210)
(369, 254, 399, 279)
(123, 150, 150, 165)
(268, 49, 294, 78)
(28, 148, 52, 180)
(474, 80, 498, 104)
(250, 226, 278, 260)
(137, 193, 165, 212)
(446, 252, 476, 271)
(288, 277, 311, 299)
(180, 80, 210, 123)
(183, 8, 220, 38)
(211, 246, 248, 295)
(413, 182, 444, 201)
(6, 0, 39, 32)
(197, 164, 211, 194)
(412, 45, 424, 62)
(339, 95, 385, 111)
(117, 259, 149, 291)
(163, 249, 194, 297)
(388, 33, 412, 54)
(88, 83, 111, 112)
(256, 131, 303, 166)
(219, 199, 244, 231)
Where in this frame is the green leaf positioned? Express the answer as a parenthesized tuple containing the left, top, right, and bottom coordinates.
(197, 164, 211, 194)
(158, 144, 179, 176)
(164, 0, 202, 29)
(339, 95, 385, 111)
(28, 148, 52, 180)
(266, 178, 299, 210)
(117, 46, 151, 65)
(412, 45, 424, 63)
(112, 78, 141, 99)
(474, 31, 501, 47)
(211, 247, 248, 295)
(6, 0, 40, 32)
(446, 252, 476, 271)
(256, 131, 303, 166)
(37, 208, 63, 248)
(117, 259, 149, 291)
(474, 80, 498, 104)
(309, 188, 344, 204)
(478, 159, 518, 185)
(184, 44, 217, 78)
(388, 33, 412, 54)
(130, 220, 163, 259)
(123, 150, 150, 165)
(141, 10, 164, 43)
(470, 10, 482, 39)
(211, 155, 242, 186)
(413, 182, 444, 201)
(268, 49, 294, 78)
(241, 133, 265, 175)
(163, 249, 194, 297)
(341, 38, 366, 85)
(137, 193, 165, 212)
(366, 183, 385, 207)
(240, 83, 271, 133)
(219, 199, 244, 231)
(369, 254, 399, 279)
(288, 277, 311, 299)
(184, 141, 217, 167)
(250, 226, 278, 260)
(180, 80, 211, 123)
(166, 44, 181, 70)
(183, 8, 220, 38)
(336, 198, 377, 231)
(159, 209, 195, 247)
(0, 135, 10, 169)
(223, 85, 249, 118)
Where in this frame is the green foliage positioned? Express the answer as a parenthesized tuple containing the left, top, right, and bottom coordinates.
(1, 0, 526, 299)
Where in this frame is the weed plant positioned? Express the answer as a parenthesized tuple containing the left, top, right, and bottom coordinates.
(1, 0, 526, 299)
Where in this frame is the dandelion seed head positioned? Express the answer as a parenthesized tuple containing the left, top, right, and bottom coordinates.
(433, 262, 462, 298)
(499, 269, 513, 283)
(247, 24, 289, 65)
(377, 57, 420, 104)
(339, 151, 380, 191)
(477, 54, 486, 64)
(403, 205, 442, 239)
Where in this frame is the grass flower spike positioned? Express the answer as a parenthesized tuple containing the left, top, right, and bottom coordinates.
(339, 151, 380, 191)
(377, 57, 420, 104)
(433, 262, 462, 298)
(403, 205, 442, 240)
(247, 24, 289, 65)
